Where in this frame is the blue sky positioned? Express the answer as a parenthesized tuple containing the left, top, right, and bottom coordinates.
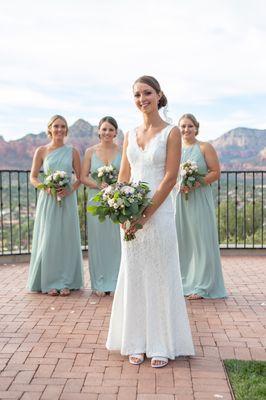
(1, 0, 266, 141)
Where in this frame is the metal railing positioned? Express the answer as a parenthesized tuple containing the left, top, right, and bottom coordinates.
(0, 170, 265, 255)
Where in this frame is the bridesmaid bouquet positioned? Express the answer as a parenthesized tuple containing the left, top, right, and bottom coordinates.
(91, 165, 118, 185)
(88, 181, 151, 241)
(180, 160, 205, 200)
(38, 170, 71, 206)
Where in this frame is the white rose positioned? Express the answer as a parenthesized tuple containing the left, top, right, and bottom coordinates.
(121, 186, 135, 195)
(104, 186, 113, 194)
(108, 199, 115, 207)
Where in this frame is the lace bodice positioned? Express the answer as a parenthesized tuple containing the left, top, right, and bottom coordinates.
(127, 125, 175, 213)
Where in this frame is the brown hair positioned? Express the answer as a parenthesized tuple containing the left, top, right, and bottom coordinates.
(98, 116, 118, 139)
(98, 116, 118, 130)
(133, 75, 167, 110)
(178, 113, 200, 136)
(47, 115, 68, 138)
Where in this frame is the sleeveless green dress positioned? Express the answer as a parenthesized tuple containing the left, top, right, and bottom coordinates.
(175, 143, 227, 298)
(27, 145, 84, 292)
(87, 152, 121, 292)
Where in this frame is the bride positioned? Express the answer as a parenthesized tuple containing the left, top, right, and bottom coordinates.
(106, 75, 194, 367)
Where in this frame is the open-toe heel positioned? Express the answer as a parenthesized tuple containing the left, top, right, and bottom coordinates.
(129, 354, 144, 365)
(187, 293, 203, 300)
(151, 356, 168, 368)
(59, 288, 70, 296)
(48, 289, 59, 296)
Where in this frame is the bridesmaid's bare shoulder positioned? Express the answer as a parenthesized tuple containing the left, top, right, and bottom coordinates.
(33, 145, 49, 160)
(83, 145, 99, 161)
(85, 144, 99, 155)
(198, 140, 216, 156)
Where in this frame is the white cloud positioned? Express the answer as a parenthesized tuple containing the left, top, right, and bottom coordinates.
(0, 0, 266, 140)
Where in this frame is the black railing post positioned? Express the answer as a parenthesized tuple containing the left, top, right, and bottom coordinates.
(217, 177, 221, 244)
(244, 172, 246, 248)
(235, 172, 238, 248)
(18, 172, 22, 254)
(26, 171, 30, 253)
(226, 172, 229, 248)
(0, 172, 3, 254)
(252, 172, 255, 248)
(262, 172, 264, 248)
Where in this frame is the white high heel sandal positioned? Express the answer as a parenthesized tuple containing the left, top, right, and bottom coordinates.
(151, 356, 168, 368)
(129, 354, 145, 365)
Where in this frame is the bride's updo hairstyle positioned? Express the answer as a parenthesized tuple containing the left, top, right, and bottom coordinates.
(178, 113, 200, 136)
(133, 75, 168, 110)
(47, 114, 69, 138)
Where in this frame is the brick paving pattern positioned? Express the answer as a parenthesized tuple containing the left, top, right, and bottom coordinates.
(0, 255, 265, 399)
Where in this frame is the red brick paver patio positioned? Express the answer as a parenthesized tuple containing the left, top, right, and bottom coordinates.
(0, 255, 265, 400)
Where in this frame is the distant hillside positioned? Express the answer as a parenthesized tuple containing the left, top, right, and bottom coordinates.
(211, 127, 266, 170)
(0, 119, 124, 170)
(0, 122, 265, 170)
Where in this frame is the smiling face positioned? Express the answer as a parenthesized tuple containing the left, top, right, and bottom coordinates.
(179, 117, 198, 141)
(133, 82, 161, 114)
(49, 118, 68, 142)
(98, 121, 117, 142)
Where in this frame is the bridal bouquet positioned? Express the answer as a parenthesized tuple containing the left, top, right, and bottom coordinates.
(180, 160, 205, 200)
(38, 170, 71, 206)
(88, 181, 151, 241)
(91, 165, 118, 185)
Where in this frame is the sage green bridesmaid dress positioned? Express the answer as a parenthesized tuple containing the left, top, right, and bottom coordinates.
(175, 143, 227, 298)
(27, 145, 83, 292)
(87, 152, 121, 292)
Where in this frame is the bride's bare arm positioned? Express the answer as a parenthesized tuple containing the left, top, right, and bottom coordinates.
(136, 127, 181, 226)
(118, 133, 131, 183)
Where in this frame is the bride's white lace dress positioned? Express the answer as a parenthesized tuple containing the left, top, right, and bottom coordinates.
(106, 125, 194, 359)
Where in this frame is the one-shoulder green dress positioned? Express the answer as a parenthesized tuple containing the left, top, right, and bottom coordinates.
(27, 145, 84, 292)
(87, 152, 121, 292)
(175, 143, 227, 298)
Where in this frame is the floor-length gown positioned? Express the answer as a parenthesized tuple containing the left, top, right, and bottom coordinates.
(27, 145, 84, 292)
(87, 152, 121, 292)
(106, 126, 194, 359)
(175, 143, 227, 298)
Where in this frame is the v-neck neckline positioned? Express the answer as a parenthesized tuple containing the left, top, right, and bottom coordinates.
(135, 125, 169, 152)
(93, 151, 120, 166)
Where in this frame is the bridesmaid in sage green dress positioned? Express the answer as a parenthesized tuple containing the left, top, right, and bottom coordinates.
(81, 116, 121, 296)
(27, 115, 83, 296)
(175, 113, 227, 299)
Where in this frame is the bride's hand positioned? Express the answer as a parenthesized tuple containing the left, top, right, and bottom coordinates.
(99, 182, 109, 189)
(121, 216, 145, 235)
(128, 215, 147, 234)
